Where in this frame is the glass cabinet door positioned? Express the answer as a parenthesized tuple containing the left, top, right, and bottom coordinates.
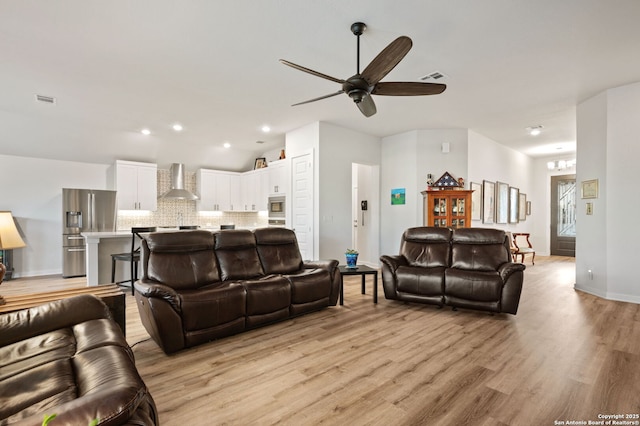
(432, 198, 446, 216)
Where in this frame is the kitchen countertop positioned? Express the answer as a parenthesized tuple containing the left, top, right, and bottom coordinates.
(82, 226, 257, 239)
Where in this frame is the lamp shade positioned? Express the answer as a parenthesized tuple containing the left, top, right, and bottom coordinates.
(0, 211, 26, 250)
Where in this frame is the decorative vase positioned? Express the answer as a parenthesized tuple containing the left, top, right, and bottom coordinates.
(345, 253, 358, 268)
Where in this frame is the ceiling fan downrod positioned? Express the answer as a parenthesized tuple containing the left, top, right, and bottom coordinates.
(351, 22, 366, 75)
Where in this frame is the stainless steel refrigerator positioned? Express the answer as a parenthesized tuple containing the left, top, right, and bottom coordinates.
(62, 188, 117, 278)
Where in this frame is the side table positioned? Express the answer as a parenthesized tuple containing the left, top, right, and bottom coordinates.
(338, 265, 378, 304)
(0, 284, 126, 336)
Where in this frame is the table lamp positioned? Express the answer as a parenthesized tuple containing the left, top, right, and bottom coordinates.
(0, 211, 26, 305)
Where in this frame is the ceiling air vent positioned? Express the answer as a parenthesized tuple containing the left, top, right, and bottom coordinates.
(35, 94, 56, 105)
(420, 71, 447, 81)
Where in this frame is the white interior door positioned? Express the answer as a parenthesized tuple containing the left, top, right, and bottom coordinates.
(292, 153, 314, 260)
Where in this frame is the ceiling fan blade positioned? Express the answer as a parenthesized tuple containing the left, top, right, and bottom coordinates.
(360, 36, 412, 85)
(292, 90, 344, 106)
(356, 94, 377, 117)
(280, 59, 345, 84)
(372, 82, 447, 96)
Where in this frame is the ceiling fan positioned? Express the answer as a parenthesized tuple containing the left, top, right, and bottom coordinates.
(280, 22, 446, 118)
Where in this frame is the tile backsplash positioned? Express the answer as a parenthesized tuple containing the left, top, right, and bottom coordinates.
(117, 169, 268, 230)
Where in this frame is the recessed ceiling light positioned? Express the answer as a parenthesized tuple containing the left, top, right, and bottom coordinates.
(261, 125, 271, 133)
(223, 142, 231, 148)
(141, 128, 151, 135)
(527, 125, 543, 136)
(172, 123, 183, 131)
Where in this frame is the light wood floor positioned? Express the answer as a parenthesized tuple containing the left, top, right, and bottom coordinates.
(3, 257, 640, 425)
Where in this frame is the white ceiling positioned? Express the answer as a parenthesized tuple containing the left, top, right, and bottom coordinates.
(1, 0, 639, 171)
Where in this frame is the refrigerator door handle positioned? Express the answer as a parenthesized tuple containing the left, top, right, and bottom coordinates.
(66, 248, 86, 252)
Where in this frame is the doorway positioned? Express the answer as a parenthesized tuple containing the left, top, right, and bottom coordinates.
(550, 174, 576, 256)
(351, 163, 380, 266)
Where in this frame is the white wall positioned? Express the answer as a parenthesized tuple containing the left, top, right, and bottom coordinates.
(467, 130, 536, 242)
(0, 155, 109, 277)
(575, 91, 608, 298)
(416, 129, 469, 222)
(380, 131, 419, 255)
(317, 122, 380, 261)
(576, 82, 640, 303)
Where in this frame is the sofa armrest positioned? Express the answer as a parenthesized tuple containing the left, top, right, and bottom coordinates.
(304, 259, 339, 271)
(134, 279, 182, 313)
(379, 255, 408, 273)
(0, 294, 112, 347)
(498, 262, 526, 282)
(498, 262, 526, 314)
(379, 255, 408, 300)
(303, 259, 340, 305)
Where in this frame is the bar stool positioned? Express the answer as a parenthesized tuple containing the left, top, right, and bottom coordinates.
(111, 227, 156, 295)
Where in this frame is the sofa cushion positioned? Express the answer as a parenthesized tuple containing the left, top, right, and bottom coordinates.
(451, 228, 510, 271)
(400, 227, 451, 267)
(244, 275, 291, 327)
(179, 282, 246, 332)
(444, 268, 503, 302)
(254, 227, 304, 274)
(215, 230, 264, 280)
(144, 230, 220, 289)
(396, 265, 446, 297)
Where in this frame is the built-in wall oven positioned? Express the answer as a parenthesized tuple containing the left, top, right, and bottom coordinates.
(268, 196, 285, 218)
(268, 195, 286, 227)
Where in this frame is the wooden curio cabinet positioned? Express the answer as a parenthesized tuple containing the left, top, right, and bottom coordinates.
(422, 190, 473, 228)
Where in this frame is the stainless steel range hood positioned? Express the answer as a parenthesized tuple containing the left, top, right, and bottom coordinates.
(160, 163, 199, 200)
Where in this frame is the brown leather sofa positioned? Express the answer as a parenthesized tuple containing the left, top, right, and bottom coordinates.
(134, 227, 340, 354)
(380, 227, 526, 314)
(0, 294, 157, 425)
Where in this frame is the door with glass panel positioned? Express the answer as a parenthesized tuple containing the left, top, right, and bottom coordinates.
(550, 174, 576, 256)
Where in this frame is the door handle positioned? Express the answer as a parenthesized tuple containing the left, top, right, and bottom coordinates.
(67, 248, 86, 252)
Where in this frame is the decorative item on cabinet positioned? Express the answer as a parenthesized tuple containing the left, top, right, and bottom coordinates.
(422, 189, 472, 228)
(254, 157, 267, 170)
(279, 149, 286, 160)
(431, 171, 462, 190)
(426, 173, 434, 188)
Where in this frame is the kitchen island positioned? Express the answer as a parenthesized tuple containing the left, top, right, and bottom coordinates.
(82, 227, 226, 286)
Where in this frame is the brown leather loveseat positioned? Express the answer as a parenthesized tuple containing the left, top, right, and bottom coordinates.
(0, 295, 157, 425)
(134, 227, 340, 354)
(380, 227, 525, 314)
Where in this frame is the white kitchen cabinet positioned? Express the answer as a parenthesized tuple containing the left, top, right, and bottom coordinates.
(114, 160, 157, 211)
(268, 159, 289, 195)
(196, 169, 241, 211)
(240, 168, 268, 211)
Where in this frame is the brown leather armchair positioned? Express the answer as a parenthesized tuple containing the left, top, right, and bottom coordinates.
(0, 295, 157, 425)
(381, 227, 525, 314)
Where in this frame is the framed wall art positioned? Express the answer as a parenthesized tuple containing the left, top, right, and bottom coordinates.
(509, 186, 519, 223)
(496, 181, 509, 224)
(581, 179, 598, 199)
(482, 180, 495, 224)
(391, 188, 406, 205)
(471, 181, 482, 221)
(518, 193, 527, 221)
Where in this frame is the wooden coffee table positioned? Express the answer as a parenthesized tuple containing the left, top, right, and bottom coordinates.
(0, 284, 126, 336)
(338, 265, 378, 305)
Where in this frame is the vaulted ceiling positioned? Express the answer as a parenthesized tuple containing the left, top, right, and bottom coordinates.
(1, 1, 639, 170)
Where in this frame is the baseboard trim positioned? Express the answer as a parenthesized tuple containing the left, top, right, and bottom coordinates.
(575, 284, 640, 305)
